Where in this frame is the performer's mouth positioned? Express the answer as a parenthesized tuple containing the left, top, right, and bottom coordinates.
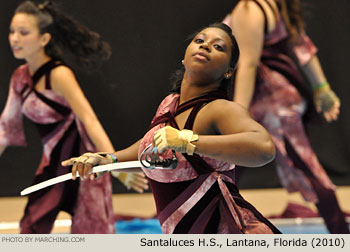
(11, 45, 22, 53)
(193, 52, 210, 62)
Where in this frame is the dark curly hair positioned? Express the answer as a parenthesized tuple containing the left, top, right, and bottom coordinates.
(170, 22, 239, 98)
(15, 1, 111, 70)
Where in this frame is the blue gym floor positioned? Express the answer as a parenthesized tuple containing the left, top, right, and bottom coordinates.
(115, 218, 349, 234)
(277, 224, 329, 234)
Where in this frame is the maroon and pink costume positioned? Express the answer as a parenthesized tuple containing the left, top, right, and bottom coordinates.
(138, 91, 281, 233)
(223, 0, 349, 233)
(0, 61, 115, 233)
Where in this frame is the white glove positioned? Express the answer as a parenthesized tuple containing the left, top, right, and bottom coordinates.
(61, 152, 114, 180)
(111, 171, 149, 193)
(313, 85, 340, 122)
(153, 126, 198, 155)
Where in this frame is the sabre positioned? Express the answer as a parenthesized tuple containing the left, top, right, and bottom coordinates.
(20, 144, 178, 196)
(20, 160, 142, 196)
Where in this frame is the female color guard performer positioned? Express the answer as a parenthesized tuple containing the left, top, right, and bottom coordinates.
(0, 1, 148, 233)
(223, 0, 349, 233)
(63, 23, 281, 234)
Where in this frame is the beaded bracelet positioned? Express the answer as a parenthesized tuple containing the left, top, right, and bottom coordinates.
(108, 153, 118, 163)
(313, 81, 329, 91)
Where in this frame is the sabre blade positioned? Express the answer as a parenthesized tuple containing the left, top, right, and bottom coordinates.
(20, 173, 72, 196)
(20, 160, 142, 196)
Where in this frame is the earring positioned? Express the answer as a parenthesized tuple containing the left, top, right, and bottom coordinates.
(181, 59, 184, 65)
(224, 73, 231, 79)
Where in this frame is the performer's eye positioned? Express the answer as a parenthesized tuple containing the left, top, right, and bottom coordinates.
(214, 44, 224, 51)
(20, 29, 30, 36)
(194, 38, 204, 43)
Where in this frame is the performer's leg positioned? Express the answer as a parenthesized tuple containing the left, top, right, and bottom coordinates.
(20, 206, 59, 234)
(71, 173, 115, 234)
(19, 170, 78, 233)
(19, 184, 62, 234)
(313, 181, 349, 233)
(285, 138, 349, 234)
(259, 111, 316, 200)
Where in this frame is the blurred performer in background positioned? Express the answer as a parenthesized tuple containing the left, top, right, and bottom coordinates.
(0, 1, 147, 234)
(223, 0, 349, 233)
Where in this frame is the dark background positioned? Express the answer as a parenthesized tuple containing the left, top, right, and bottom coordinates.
(0, 0, 349, 196)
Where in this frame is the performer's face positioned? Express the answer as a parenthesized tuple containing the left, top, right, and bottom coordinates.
(183, 27, 233, 83)
(9, 13, 48, 61)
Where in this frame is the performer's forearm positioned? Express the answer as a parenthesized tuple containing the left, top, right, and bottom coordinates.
(300, 55, 328, 89)
(113, 139, 142, 162)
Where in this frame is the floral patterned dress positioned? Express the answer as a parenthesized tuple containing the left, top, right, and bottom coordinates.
(138, 91, 280, 234)
(0, 61, 115, 233)
(223, 0, 349, 233)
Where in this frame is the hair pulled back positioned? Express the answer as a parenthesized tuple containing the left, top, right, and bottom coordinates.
(15, 1, 111, 69)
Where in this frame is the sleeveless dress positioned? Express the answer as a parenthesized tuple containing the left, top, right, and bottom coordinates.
(223, 0, 349, 233)
(0, 60, 115, 233)
(138, 91, 281, 234)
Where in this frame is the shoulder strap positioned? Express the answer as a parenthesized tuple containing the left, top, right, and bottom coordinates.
(251, 0, 269, 33)
(251, 0, 279, 33)
(176, 90, 227, 130)
(31, 60, 71, 116)
(32, 60, 65, 89)
(148, 90, 227, 130)
(263, 0, 279, 18)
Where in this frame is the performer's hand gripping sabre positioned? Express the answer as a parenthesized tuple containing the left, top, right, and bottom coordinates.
(20, 144, 178, 196)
